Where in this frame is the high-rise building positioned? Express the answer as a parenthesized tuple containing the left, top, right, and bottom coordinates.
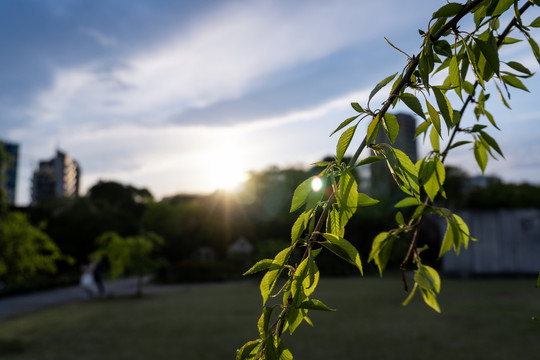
(0, 140, 19, 205)
(31, 149, 81, 204)
(370, 113, 417, 199)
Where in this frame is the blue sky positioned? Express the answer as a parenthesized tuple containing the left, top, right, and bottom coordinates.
(2, 0, 540, 205)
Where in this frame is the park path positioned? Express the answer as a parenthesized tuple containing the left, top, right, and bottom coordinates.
(0, 277, 185, 320)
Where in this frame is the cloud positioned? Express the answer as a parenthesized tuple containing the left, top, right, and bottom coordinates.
(22, 87, 367, 200)
(79, 27, 117, 47)
(24, 0, 419, 132)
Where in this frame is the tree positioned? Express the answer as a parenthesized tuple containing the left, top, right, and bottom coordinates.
(0, 212, 68, 285)
(238, 1, 540, 358)
(88, 181, 153, 235)
(92, 231, 164, 296)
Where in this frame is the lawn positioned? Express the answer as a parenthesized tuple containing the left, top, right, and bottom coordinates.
(0, 276, 538, 359)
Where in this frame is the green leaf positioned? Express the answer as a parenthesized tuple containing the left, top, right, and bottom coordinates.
(479, 130, 504, 158)
(368, 232, 394, 276)
(356, 155, 384, 167)
(369, 73, 398, 102)
(426, 100, 441, 135)
(439, 217, 454, 257)
(434, 54, 451, 74)
(505, 61, 532, 76)
(395, 211, 405, 225)
(265, 337, 293, 360)
(290, 177, 315, 212)
(321, 233, 363, 274)
(304, 253, 320, 296)
(276, 338, 293, 360)
(390, 73, 403, 101)
(440, 212, 472, 257)
(429, 126, 440, 152)
(454, 214, 472, 250)
(257, 307, 273, 338)
(430, 17, 446, 36)
(473, 34, 500, 76)
(244, 259, 273, 275)
(366, 115, 381, 144)
(336, 125, 358, 163)
(291, 211, 309, 243)
(418, 45, 434, 90)
(260, 246, 292, 305)
(297, 299, 336, 312)
(382, 113, 399, 144)
(527, 36, 540, 65)
(402, 282, 418, 306)
(449, 55, 461, 91)
(400, 93, 426, 120)
(434, 40, 452, 57)
(392, 148, 420, 195)
(357, 193, 379, 207)
(330, 115, 359, 137)
(236, 340, 262, 360)
(327, 208, 343, 237)
(312, 161, 330, 167)
(494, 81, 511, 109)
(432, 2, 464, 18)
(420, 287, 441, 313)
(449, 140, 471, 150)
(502, 37, 521, 45)
(473, 140, 488, 173)
(337, 169, 359, 226)
(423, 158, 445, 202)
(536, 269, 540, 288)
(415, 265, 441, 293)
(490, 0, 513, 16)
(394, 197, 422, 208)
(502, 74, 530, 92)
(351, 102, 364, 113)
(432, 87, 453, 129)
(415, 121, 430, 139)
(460, 51, 469, 84)
(530, 16, 540, 28)
(483, 110, 500, 130)
(463, 39, 484, 88)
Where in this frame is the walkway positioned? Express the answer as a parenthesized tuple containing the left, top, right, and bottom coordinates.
(0, 277, 182, 320)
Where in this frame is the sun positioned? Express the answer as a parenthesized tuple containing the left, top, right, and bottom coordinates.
(207, 144, 249, 192)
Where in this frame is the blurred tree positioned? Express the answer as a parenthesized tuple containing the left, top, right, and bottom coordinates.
(0, 212, 68, 285)
(88, 181, 153, 234)
(467, 181, 540, 208)
(92, 231, 164, 296)
(30, 181, 155, 266)
(142, 200, 193, 262)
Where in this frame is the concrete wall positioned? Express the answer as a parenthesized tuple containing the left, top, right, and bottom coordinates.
(442, 209, 540, 276)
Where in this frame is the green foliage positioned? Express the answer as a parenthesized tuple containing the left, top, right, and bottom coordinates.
(240, 1, 540, 357)
(0, 212, 68, 284)
(92, 231, 164, 295)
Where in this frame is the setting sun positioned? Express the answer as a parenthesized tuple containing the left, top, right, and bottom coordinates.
(207, 143, 249, 192)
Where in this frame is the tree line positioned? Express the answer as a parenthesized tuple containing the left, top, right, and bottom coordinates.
(1, 160, 538, 294)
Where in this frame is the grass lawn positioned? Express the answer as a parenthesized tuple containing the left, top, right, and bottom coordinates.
(0, 276, 538, 359)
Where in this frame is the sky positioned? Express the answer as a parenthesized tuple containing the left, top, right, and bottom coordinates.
(1, 0, 540, 206)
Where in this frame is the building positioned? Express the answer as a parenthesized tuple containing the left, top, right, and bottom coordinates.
(31, 149, 81, 204)
(370, 113, 417, 199)
(0, 140, 19, 205)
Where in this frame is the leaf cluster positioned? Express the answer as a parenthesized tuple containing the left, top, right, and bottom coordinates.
(239, 1, 540, 357)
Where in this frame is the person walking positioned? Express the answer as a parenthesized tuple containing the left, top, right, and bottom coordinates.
(92, 257, 107, 297)
(80, 260, 96, 298)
